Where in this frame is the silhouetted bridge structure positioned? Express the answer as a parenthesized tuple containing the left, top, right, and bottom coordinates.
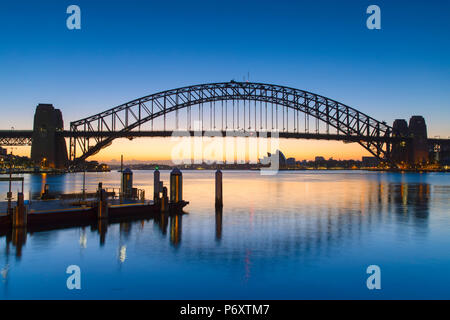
(1, 81, 449, 168)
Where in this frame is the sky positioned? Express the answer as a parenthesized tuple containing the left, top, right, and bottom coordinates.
(0, 0, 449, 162)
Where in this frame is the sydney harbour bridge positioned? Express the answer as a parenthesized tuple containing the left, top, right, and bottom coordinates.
(0, 81, 448, 169)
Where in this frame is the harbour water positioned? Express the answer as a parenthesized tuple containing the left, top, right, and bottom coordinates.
(0, 170, 449, 299)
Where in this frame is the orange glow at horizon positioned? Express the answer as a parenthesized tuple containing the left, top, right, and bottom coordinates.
(88, 137, 372, 163)
(7, 137, 372, 163)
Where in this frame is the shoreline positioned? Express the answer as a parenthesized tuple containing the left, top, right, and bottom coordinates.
(1, 168, 448, 174)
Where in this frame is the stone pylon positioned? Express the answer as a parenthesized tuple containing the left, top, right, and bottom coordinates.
(31, 104, 68, 169)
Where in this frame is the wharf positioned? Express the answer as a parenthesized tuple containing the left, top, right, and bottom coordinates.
(0, 167, 191, 234)
(0, 197, 188, 233)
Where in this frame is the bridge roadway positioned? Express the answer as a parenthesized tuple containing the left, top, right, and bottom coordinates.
(1, 129, 449, 146)
(3, 129, 447, 146)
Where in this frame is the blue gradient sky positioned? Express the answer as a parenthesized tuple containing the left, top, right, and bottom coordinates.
(0, 0, 449, 160)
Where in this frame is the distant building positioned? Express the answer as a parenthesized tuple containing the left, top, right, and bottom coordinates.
(286, 157, 296, 166)
(315, 156, 325, 162)
(260, 150, 287, 167)
(362, 156, 379, 167)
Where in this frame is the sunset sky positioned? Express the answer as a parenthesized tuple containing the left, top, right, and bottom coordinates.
(1, 0, 449, 162)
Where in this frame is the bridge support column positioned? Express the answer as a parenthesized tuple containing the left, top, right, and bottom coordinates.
(31, 104, 68, 169)
(391, 119, 410, 167)
(391, 116, 429, 168)
(408, 116, 429, 166)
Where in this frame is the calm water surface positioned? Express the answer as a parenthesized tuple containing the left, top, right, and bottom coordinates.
(0, 170, 449, 299)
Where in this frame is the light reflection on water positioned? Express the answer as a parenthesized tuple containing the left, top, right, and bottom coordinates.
(0, 170, 449, 299)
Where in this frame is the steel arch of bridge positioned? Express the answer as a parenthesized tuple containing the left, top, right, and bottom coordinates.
(70, 81, 392, 163)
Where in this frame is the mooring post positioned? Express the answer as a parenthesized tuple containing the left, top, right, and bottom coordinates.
(161, 186, 169, 212)
(82, 165, 86, 200)
(170, 168, 182, 203)
(41, 183, 50, 200)
(121, 168, 133, 200)
(12, 192, 27, 228)
(7, 155, 12, 215)
(6, 191, 12, 215)
(97, 182, 108, 220)
(215, 205, 223, 241)
(154, 168, 160, 204)
(215, 169, 223, 208)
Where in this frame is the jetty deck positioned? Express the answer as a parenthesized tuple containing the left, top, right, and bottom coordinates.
(0, 197, 188, 233)
(0, 167, 192, 234)
(0, 198, 152, 215)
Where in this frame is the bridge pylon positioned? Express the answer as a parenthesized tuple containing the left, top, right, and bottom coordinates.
(30, 104, 68, 169)
(390, 116, 429, 168)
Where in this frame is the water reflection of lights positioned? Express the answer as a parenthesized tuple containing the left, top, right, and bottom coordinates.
(244, 249, 252, 282)
(0, 174, 437, 291)
(40, 173, 47, 196)
(1, 265, 9, 280)
(79, 231, 87, 249)
(169, 215, 182, 247)
(401, 183, 408, 207)
(119, 245, 127, 263)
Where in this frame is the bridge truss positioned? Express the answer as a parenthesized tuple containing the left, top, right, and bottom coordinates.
(69, 81, 393, 163)
(0, 131, 33, 146)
